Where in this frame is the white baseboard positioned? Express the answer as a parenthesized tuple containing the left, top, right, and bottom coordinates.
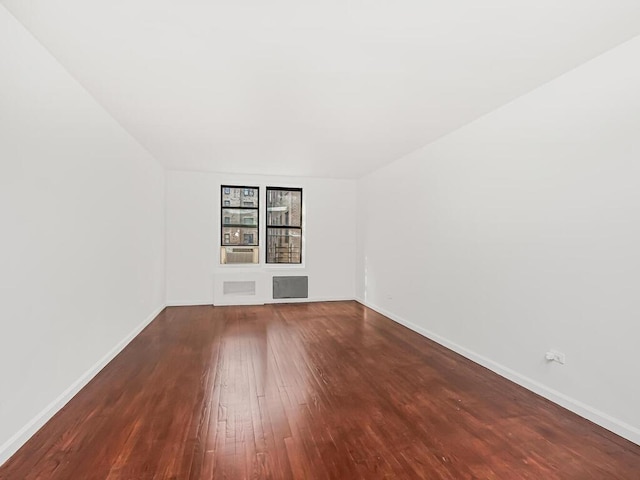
(168, 296, 356, 307)
(357, 299, 640, 447)
(166, 300, 214, 307)
(265, 296, 355, 305)
(0, 304, 166, 466)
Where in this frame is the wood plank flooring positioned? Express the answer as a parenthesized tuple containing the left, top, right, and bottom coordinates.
(2, 301, 640, 479)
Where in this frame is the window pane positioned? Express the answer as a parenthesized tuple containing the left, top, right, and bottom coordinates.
(221, 209, 258, 226)
(267, 228, 301, 263)
(222, 227, 258, 246)
(267, 189, 301, 227)
(222, 186, 258, 208)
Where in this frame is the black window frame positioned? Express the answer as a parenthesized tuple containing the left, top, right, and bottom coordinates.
(266, 186, 303, 264)
(220, 185, 260, 248)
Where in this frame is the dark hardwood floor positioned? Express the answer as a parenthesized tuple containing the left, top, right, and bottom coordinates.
(2, 301, 640, 479)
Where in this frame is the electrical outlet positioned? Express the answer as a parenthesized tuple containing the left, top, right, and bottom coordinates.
(545, 350, 566, 365)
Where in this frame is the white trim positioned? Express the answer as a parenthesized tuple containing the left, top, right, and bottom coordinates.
(0, 304, 166, 466)
(213, 299, 265, 307)
(265, 296, 354, 305)
(357, 299, 640, 447)
(169, 296, 355, 307)
(166, 301, 214, 307)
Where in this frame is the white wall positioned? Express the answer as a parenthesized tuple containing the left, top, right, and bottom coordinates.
(0, 6, 166, 464)
(357, 35, 640, 444)
(166, 170, 356, 306)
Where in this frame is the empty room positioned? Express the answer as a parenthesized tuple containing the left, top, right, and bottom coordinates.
(2, 1, 640, 478)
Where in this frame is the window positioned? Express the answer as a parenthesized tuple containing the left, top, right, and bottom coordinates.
(220, 185, 259, 264)
(266, 187, 302, 264)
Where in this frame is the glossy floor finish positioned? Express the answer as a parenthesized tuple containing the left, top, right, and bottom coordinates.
(2, 302, 640, 479)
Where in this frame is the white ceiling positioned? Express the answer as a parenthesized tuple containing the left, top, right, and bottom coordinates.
(4, 1, 640, 179)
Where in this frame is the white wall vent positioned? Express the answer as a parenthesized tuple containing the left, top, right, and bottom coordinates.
(223, 280, 256, 296)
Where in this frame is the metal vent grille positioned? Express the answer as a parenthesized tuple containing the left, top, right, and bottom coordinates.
(273, 276, 308, 299)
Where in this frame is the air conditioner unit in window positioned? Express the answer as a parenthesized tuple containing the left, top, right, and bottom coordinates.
(220, 246, 259, 264)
